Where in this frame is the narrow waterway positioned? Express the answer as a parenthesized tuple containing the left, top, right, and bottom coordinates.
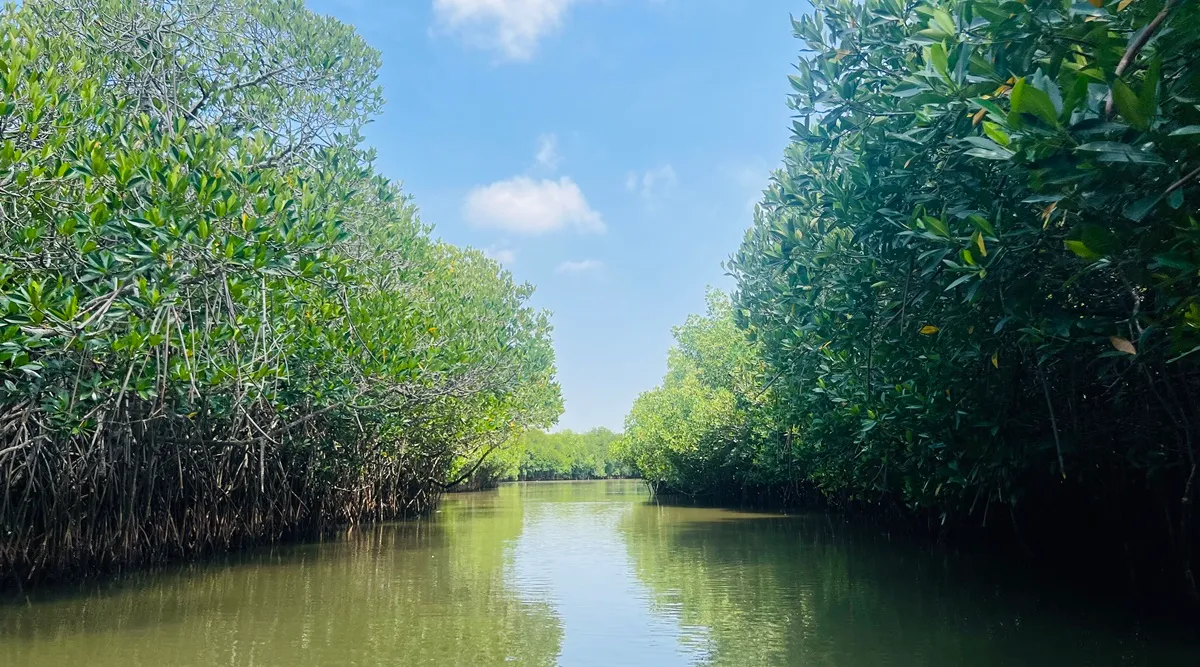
(2, 480, 1197, 666)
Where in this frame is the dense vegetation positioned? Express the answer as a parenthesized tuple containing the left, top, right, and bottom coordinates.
(0, 0, 561, 587)
(463, 427, 629, 489)
(621, 0, 1200, 595)
(516, 428, 628, 481)
(616, 289, 783, 496)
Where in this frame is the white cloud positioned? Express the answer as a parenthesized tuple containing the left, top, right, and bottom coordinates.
(625, 165, 677, 199)
(483, 246, 516, 264)
(433, 0, 577, 61)
(724, 158, 771, 212)
(463, 176, 605, 235)
(555, 259, 603, 274)
(535, 133, 560, 170)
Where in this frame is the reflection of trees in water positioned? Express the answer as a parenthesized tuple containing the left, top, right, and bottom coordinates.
(621, 502, 1200, 667)
(507, 478, 649, 504)
(0, 489, 562, 667)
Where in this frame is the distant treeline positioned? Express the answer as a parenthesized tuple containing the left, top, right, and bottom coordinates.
(618, 0, 1200, 598)
(0, 0, 561, 588)
(460, 428, 630, 490)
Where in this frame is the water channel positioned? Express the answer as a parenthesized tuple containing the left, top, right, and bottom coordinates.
(2, 479, 1198, 666)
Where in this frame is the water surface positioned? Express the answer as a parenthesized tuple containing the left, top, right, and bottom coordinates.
(2, 480, 1197, 666)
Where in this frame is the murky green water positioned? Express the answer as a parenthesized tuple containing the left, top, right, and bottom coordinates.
(2, 480, 1197, 666)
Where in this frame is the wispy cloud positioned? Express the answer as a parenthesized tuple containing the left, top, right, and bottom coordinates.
(483, 246, 516, 264)
(432, 0, 578, 61)
(535, 133, 560, 171)
(555, 259, 604, 274)
(625, 165, 677, 199)
(724, 158, 771, 212)
(464, 176, 605, 235)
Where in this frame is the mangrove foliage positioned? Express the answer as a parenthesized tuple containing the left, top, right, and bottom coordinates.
(620, 0, 1200, 595)
(0, 0, 561, 587)
(461, 427, 629, 489)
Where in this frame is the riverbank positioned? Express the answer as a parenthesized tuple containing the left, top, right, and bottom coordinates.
(0, 0, 560, 592)
(616, 0, 1200, 613)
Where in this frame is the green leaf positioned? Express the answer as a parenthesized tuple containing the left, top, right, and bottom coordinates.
(1075, 142, 1164, 164)
(932, 8, 955, 35)
(56, 217, 77, 236)
(922, 216, 950, 237)
(1169, 126, 1200, 136)
(1112, 79, 1147, 130)
(1060, 75, 1088, 121)
(969, 215, 996, 237)
(945, 274, 974, 291)
(1080, 224, 1117, 256)
(971, 98, 1007, 122)
(1139, 57, 1160, 125)
(886, 131, 925, 146)
(1124, 194, 1162, 221)
(981, 121, 1010, 147)
(1167, 188, 1184, 209)
(962, 136, 1013, 160)
(1065, 240, 1100, 260)
(1009, 77, 1058, 127)
(927, 43, 949, 80)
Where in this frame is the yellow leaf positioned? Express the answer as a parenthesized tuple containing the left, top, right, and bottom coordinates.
(991, 351, 999, 368)
(919, 325, 940, 335)
(1088, 0, 1103, 7)
(975, 231, 987, 257)
(1118, 0, 1135, 9)
(428, 327, 437, 334)
(968, 326, 975, 334)
(972, 108, 986, 126)
(1041, 202, 1058, 229)
(1110, 336, 1137, 355)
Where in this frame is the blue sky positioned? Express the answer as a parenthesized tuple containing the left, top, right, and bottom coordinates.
(307, 0, 805, 431)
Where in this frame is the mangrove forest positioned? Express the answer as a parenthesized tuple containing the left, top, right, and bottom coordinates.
(3, 0, 1200, 664)
(618, 0, 1200, 599)
(0, 0, 562, 587)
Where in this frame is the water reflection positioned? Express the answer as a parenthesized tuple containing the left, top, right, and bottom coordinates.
(506, 481, 706, 665)
(2, 480, 1198, 666)
(621, 498, 1200, 666)
(0, 487, 563, 666)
